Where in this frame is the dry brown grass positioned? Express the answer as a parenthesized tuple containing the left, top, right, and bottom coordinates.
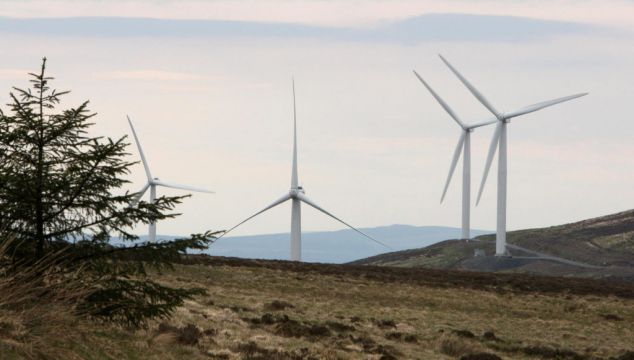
(135, 259, 634, 360)
(0, 240, 147, 360)
(2, 251, 634, 359)
(0, 240, 106, 359)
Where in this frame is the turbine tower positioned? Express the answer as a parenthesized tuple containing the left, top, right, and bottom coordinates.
(438, 55, 587, 255)
(127, 116, 214, 242)
(413, 70, 496, 240)
(219, 80, 390, 261)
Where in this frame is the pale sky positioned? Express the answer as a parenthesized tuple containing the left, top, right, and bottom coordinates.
(0, 0, 633, 239)
(2, 0, 634, 28)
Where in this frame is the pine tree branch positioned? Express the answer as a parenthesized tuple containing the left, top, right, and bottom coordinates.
(43, 138, 123, 222)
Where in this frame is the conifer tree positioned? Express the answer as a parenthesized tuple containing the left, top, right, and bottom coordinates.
(0, 58, 218, 327)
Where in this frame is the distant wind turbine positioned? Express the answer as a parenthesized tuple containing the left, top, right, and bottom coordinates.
(438, 54, 587, 255)
(413, 70, 496, 240)
(127, 116, 214, 242)
(218, 80, 390, 261)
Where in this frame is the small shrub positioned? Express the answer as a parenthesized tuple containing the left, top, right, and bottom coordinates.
(249, 313, 335, 340)
(439, 335, 478, 357)
(326, 320, 355, 332)
(177, 324, 202, 345)
(156, 323, 202, 345)
(374, 319, 396, 329)
(158, 322, 179, 333)
(482, 331, 498, 341)
(261, 313, 289, 325)
(380, 354, 398, 360)
(265, 300, 295, 311)
(453, 329, 476, 338)
(233, 341, 317, 360)
(460, 353, 502, 360)
(403, 333, 419, 343)
(614, 351, 634, 360)
(374, 344, 401, 358)
(203, 328, 218, 337)
(601, 313, 623, 321)
(308, 324, 331, 337)
(522, 345, 585, 359)
(276, 320, 331, 338)
(350, 334, 376, 351)
(206, 351, 231, 360)
(384, 331, 418, 343)
(230, 305, 248, 312)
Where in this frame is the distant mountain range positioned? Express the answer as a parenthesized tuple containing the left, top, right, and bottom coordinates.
(149, 225, 490, 264)
(351, 209, 634, 280)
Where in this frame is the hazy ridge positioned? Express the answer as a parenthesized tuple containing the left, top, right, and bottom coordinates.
(146, 224, 491, 263)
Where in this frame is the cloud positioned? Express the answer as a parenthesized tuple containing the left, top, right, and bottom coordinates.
(94, 69, 203, 81)
(0, 13, 605, 43)
(0, 0, 632, 29)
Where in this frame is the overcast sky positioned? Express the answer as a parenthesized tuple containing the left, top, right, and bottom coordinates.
(0, 0, 633, 239)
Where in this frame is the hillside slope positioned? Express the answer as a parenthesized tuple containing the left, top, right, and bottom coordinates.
(192, 225, 489, 263)
(350, 209, 634, 278)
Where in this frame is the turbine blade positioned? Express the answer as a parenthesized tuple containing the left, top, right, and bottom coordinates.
(291, 78, 299, 189)
(439, 55, 501, 118)
(467, 117, 498, 130)
(296, 193, 392, 250)
(127, 116, 153, 182)
(441, 132, 466, 203)
(153, 180, 214, 194)
(413, 70, 465, 129)
(130, 183, 150, 207)
(504, 93, 588, 119)
(217, 193, 292, 240)
(476, 122, 502, 205)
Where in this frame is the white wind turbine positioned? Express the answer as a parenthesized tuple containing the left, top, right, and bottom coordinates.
(413, 70, 496, 240)
(438, 55, 587, 255)
(127, 116, 214, 242)
(218, 81, 390, 261)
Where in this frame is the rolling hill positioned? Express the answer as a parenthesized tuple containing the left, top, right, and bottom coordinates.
(351, 209, 634, 280)
(153, 225, 491, 264)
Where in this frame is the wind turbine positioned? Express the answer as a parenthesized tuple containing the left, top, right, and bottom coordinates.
(413, 70, 496, 240)
(127, 116, 214, 242)
(219, 80, 390, 261)
(438, 54, 587, 255)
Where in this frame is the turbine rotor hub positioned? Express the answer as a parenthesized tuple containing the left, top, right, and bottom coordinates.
(289, 187, 305, 198)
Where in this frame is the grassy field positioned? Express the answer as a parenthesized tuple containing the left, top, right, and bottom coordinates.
(115, 258, 634, 359)
(2, 256, 634, 359)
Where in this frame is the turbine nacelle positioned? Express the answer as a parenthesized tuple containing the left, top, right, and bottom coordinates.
(289, 187, 305, 198)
